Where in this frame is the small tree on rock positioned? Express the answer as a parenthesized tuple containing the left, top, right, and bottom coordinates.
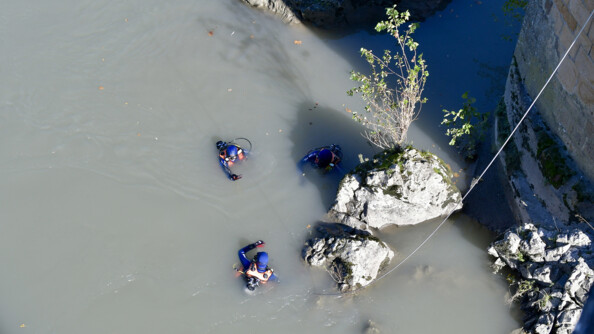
(347, 6, 428, 149)
(441, 91, 489, 161)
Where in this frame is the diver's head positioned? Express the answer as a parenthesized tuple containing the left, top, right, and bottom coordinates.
(256, 252, 268, 271)
(316, 149, 332, 168)
(227, 145, 238, 156)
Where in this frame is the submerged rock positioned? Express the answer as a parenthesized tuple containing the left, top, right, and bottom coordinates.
(327, 147, 462, 230)
(363, 319, 381, 334)
(302, 223, 394, 292)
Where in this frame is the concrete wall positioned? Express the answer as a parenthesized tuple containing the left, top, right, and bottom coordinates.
(514, 0, 594, 180)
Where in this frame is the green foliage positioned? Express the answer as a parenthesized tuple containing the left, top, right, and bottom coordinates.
(505, 273, 540, 304)
(517, 279, 534, 292)
(537, 290, 552, 311)
(513, 279, 536, 301)
(347, 6, 428, 149)
(502, 0, 528, 22)
(536, 129, 575, 188)
(352, 146, 408, 175)
(441, 92, 489, 161)
(498, 0, 527, 41)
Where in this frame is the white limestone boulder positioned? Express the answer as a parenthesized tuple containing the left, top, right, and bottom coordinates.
(328, 147, 462, 230)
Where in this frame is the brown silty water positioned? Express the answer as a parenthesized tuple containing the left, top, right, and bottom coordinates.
(0, 0, 521, 333)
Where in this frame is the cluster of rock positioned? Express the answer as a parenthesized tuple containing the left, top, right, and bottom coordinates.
(239, 0, 452, 28)
(302, 223, 394, 291)
(488, 222, 594, 333)
(302, 147, 462, 291)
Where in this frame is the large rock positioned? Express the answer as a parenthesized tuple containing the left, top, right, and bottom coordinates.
(302, 223, 394, 291)
(555, 308, 583, 334)
(518, 263, 560, 285)
(239, 0, 452, 28)
(327, 147, 462, 230)
(532, 313, 555, 334)
(564, 259, 594, 307)
(239, 0, 300, 24)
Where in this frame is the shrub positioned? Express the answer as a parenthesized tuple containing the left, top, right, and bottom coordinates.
(347, 6, 428, 149)
(441, 92, 489, 161)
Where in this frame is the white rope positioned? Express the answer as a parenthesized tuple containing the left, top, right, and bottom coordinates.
(320, 9, 594, 296)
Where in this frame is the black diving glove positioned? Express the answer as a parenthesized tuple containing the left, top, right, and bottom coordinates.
(254, 240, 265, 248)
(231, 174, 242, 181)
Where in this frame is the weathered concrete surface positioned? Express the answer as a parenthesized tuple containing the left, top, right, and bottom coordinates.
(513, 0, 594, 181)
(497, 58, 594, 231)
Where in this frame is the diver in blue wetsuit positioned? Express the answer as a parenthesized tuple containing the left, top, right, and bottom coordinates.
(237, 240, 277, 291)
(299, 144, 343, 172)
(217, 140, 246, 181)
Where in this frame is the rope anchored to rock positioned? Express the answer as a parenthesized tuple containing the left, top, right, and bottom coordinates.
(314, 8, 594, 296)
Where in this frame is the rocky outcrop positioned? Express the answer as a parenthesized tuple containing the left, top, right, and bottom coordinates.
(302, 223, 394, 291)
(327, 147, 462, 231)
(302, 147, 458, 291)
(239, 0, 452, 28)
(489, 222, 594, 334)
(239, 0, 301, 24)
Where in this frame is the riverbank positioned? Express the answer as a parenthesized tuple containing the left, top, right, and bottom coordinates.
(239, 0, 452, 28)
(280, 1, 594, 332)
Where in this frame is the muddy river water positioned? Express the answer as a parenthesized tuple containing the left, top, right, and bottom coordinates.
(1, 0, 522, 333)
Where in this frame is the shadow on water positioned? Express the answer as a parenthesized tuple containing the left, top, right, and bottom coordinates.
(211, 0, 519, 230)
(462, 138, 517, 231)
(450, 213, 525, 324)
(450, 212, 498, 251)
(301, 0, 522, 231)
(288, 103, 379, 209)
